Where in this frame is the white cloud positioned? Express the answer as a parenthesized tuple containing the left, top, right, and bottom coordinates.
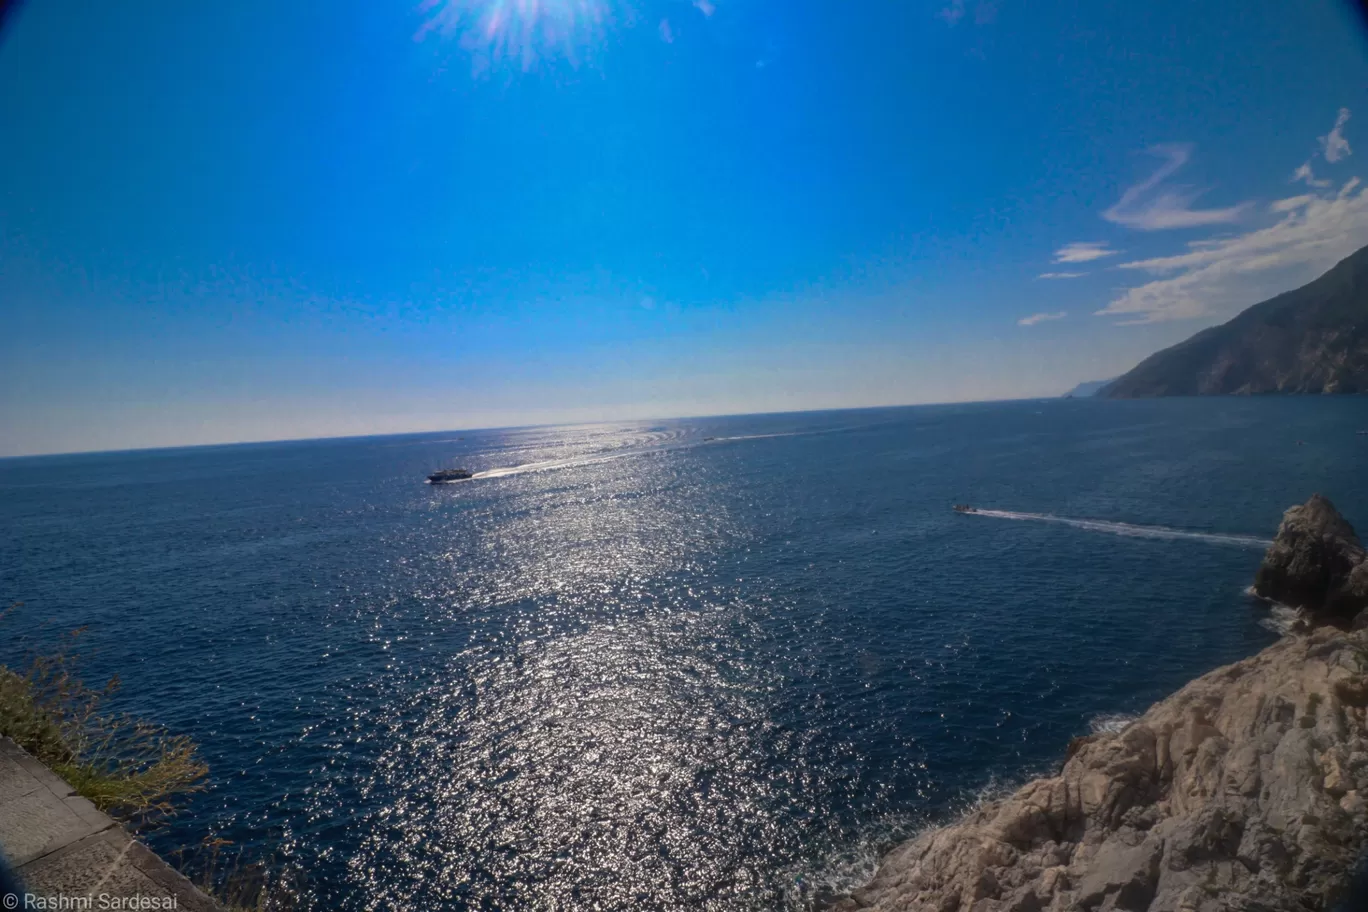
(1095, 177, 1368, 324)
(658, 18, 674, 42)
(1102, 144, 1252, 231)
(1270, 195, 1315, 213)
(1018, 311, 1067, 326)
(692, 0, 715, 16)
(1292, 161, 1332, 188)
(1321, 108, 1352, 163)
(1038, 271, 1085, 279)
(1292, 111, 1352, 186)
(1053, 242, 1117, 263)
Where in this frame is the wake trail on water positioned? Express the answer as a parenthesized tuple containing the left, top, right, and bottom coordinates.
(471, 427, 840, 479)
(472, 451, 642, 479)
(703, 432, 802, 442)
(965, 509, 1271, 549)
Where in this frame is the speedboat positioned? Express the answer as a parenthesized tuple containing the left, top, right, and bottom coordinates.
(952, 504, 977, 514)
(427, 468, 474, 484)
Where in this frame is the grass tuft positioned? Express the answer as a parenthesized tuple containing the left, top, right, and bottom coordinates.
(1, 606, 298, 908)
(0, 605, 208, 825)
(191, 838, 305, 912)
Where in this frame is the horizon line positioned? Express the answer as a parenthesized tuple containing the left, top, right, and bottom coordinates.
(0, 395, 1074, 462)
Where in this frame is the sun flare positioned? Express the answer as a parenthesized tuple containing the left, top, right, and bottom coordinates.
(417, 0, 614, 69)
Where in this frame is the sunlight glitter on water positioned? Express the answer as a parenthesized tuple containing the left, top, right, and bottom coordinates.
(349, 616, 784, 908)
(4, 401, 1336, 910)
(306, 443, 797, 909)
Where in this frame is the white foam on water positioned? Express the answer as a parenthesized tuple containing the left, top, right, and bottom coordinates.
(963, 509, 1271, 549)
(787, 769, 1053, 909)
(1259, 605, 1303, 636)
(782, 817, 920, 910)
(969, 771, 1026, 807)
(1245, 586, 1306, 635)
(1089, 712, 1138, 735)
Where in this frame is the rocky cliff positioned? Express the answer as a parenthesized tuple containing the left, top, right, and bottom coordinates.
(839, 498, 1368, 912)
(1101, 245, 1368, 398)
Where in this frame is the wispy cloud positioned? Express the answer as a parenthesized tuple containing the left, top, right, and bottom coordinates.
(1270, 194, 1315, 213)
(1291, 109, 1352, 187)
(1292, 161, 1332, 188)
(658, 18, 674, 42)
(1321, 108, 1352, 163)
(1101, 144, 1251, 231)
(1095, 177, 1368, 323)
(1018, 311, 1067, 326)
(1038, 271, 1085, 279)
(692, 0, 715, 17)
(938, 0, 996, 25)
(1053, 242, 1117, 264)
(938, 0, 965, 24)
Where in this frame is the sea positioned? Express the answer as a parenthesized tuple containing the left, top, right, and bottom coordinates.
(3, 397, 1368, 911)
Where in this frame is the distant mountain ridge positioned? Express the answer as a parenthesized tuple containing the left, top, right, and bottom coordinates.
(1063, 378, 1115, 398)
(1102, 244, 1368, 398)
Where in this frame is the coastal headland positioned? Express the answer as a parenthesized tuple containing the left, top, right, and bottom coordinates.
(839, 495, 1368, 911)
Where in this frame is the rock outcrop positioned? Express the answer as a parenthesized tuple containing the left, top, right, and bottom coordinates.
(839, 630, 1368, 911)
(839, 500, 1368, 912)
(1254, 494, 1368, 626)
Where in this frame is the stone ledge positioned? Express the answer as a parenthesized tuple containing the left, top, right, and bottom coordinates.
(0, 737, 224, 911)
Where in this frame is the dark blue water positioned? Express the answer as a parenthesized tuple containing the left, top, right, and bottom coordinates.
(4, 398, 1368, 910)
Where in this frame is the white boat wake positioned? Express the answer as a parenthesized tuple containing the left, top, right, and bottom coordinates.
(471, 430, 813, 479)
(472, 450, 642, 479)
(703, 432, 801, 442)
(963, 509, 1271, 549)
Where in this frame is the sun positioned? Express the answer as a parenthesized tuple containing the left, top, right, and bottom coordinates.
(417, 0, 616, 70)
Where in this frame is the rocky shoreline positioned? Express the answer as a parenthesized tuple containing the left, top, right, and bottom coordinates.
(837, 496, 1368, 912)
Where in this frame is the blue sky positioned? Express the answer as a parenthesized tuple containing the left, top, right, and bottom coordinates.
(2, 0, 1367, 456)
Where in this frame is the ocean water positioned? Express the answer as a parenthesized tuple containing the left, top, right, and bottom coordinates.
(3, 397, 1368, 910)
